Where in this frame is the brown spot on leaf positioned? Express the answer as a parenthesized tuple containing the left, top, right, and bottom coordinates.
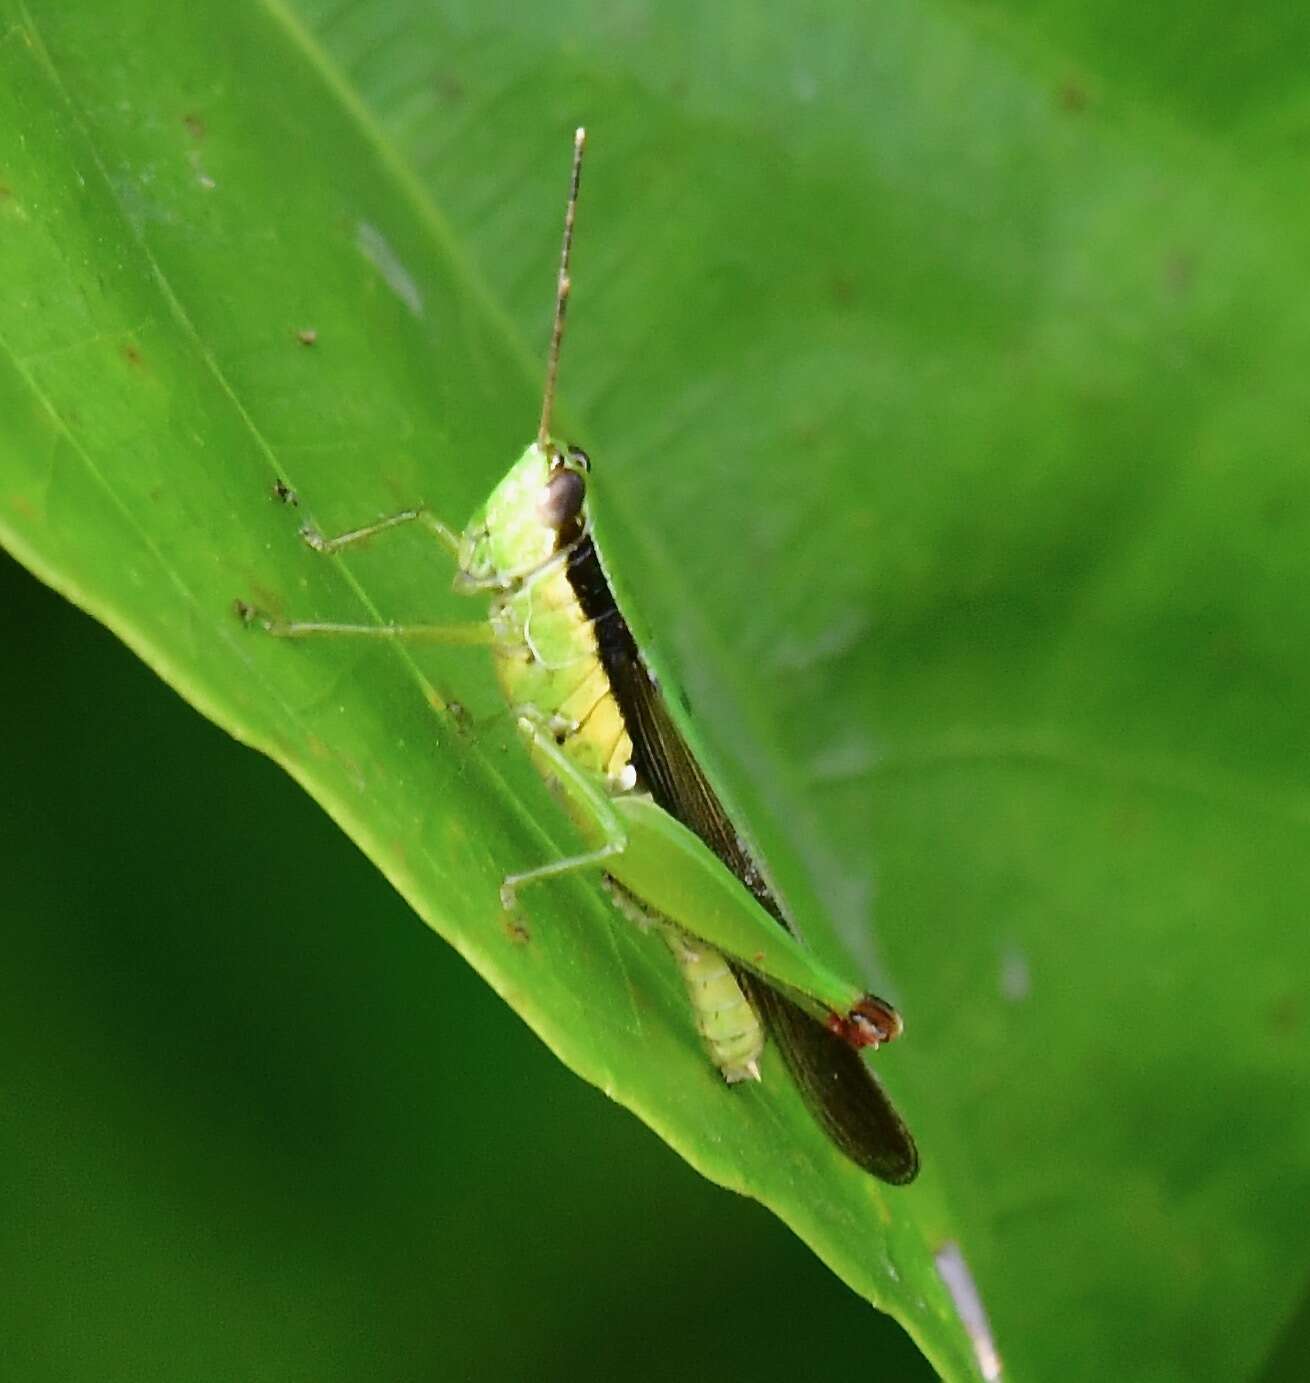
(1162, 250, 1194, 295)
(434, 71, 465, 104)
(503, 916, 531, 945)
(445, 699, 474, 736)
(1056, 79, 1089, 114)
(1270, 991, 1303, 1036)
(830, 273, 856, 307)
(183, 113, 205, 140)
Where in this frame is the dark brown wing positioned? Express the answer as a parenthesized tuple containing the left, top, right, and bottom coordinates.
(568, 537, 751, 878)
(568, 533, 919, 1185)
(740, 972, 919, 1185)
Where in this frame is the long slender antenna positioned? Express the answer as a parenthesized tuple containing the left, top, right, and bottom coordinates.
(537, 127, 587, 450)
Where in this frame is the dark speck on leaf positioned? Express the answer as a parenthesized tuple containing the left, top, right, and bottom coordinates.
(182, 113, 205, 140)
(122, 344, 143, 366)
(1163, 251, 1194, 295)
(434, 71, 465, 103)
(272, 479, 299, 507)
(1269, 991, 1303, 1035)
(830, 274, 856, 306)
(1057, 79, 1089, 113)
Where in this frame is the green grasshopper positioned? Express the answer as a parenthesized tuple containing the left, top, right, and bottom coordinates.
(243, 130, 918, 1185)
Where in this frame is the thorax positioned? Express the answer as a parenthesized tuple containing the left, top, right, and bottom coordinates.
(488, 544, 634, 787)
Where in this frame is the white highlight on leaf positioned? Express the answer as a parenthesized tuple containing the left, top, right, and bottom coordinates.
(807, 731, 879, 783)
(768, 607, 871, 672)
(999, 944, 1031, 1003)
(935, 1241, 1003, 1381)
(356, 221, 424, 317)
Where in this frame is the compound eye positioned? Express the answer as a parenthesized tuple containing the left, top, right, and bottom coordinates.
(538, 466, 586, 531)
(567, 445, 591, 472)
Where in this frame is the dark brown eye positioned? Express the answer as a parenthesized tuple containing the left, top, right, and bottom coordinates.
(566, 445, 591, 472)
(539, 467, 586, 530)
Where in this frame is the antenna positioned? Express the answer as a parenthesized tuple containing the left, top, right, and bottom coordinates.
(538, 127, 587, 450)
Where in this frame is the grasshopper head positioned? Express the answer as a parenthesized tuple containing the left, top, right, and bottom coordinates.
(456, 440, 591, 590)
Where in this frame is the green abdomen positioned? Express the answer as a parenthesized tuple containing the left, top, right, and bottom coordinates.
(659, 929, 764, 1084)
(602, 878, 763, 1084)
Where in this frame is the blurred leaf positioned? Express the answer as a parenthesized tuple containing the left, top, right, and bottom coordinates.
(1, 551, 938, 1383)
(4, 2, 1310, 1381)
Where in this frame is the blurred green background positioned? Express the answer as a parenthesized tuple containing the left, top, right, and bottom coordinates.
(1, 550, 933, 1381)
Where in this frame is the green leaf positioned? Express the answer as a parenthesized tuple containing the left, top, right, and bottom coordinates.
(3, 2, 1309, 1380)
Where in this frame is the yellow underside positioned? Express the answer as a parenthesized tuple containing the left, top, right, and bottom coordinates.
(491, 559, 634, 784)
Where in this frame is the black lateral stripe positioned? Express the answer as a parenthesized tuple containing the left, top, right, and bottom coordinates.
(565, 534, 788, 925)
